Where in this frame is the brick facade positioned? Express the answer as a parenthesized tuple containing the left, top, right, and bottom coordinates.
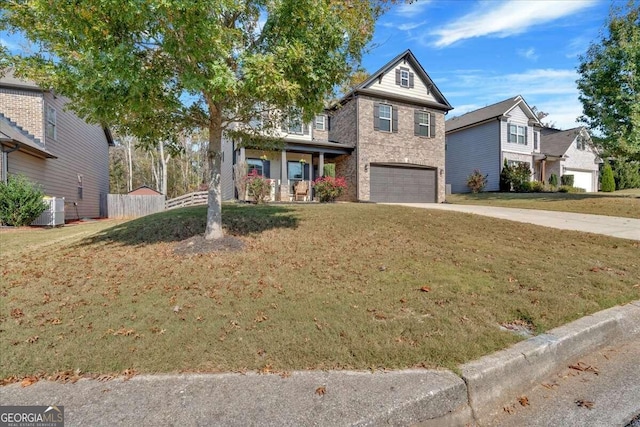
(0, 88, 45, 141)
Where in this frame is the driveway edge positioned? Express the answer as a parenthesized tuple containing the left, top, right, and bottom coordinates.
(460, 301, 640, 426)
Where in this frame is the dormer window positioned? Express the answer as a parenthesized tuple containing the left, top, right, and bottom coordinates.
(400, 69, 410, 87)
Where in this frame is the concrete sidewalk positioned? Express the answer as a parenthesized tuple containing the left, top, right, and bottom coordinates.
(386, 203, 640, 241)
(2, 302, 639, 426)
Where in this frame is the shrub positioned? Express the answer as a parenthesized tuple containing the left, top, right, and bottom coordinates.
(558, 185, 571, 193)
(600, 162, 616, 192)
(499, 159, 512, 192)
(612, 159, 640, 190)
(313, 176, 347, 202)
(529, 181, 545, 192)
(323, 163, 336, 178)
(466, 169, 488, 193)
(0, 175, 48, 226)
(561, 174, 574, 187)
(549, 173, 558, 187)
(511, 162, 532, 192)
(244, 169, 271, 204)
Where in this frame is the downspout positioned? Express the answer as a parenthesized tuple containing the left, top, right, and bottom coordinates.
(1, 143, 20, 183)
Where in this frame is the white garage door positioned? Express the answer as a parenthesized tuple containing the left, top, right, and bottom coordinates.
(565, 170, 594, 192)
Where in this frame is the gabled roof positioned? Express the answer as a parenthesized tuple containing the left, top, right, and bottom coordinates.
(337, 49, 453, 111)
(446, 95, 541, 133)
(540, 127, 586, 157)
(0, 113, 57, 159)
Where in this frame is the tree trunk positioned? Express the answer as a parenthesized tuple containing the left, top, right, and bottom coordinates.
(125, 136, 134, 192)
(204, 106, 224, 240)
(158, 140, 171, 196)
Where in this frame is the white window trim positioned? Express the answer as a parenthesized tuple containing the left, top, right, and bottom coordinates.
(379, 104, 392, 133)
(314, 115, 325, 131)
(508, 124, 526, 145)
(400, 69, 410, 88)
(417, 111, 430, 137)
(46, 105, 57, 140)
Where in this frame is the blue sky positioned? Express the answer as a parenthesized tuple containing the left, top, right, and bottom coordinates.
(365, 0, 613, 129)
(1, 0, 612, 129)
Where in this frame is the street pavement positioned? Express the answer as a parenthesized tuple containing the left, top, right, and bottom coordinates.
(487, 338, 640, 427)
(386, 203, 640, 241)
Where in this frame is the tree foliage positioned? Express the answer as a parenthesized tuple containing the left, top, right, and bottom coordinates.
(1, 0, 396, 239)
(600, 162, 616, 192)
(577, 1, 640, 160)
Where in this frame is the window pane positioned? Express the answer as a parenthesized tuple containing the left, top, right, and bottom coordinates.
(379, 118, 391, 132)
(247, 159, 263, 176)
(314, 116, 325, 130)
(288, 162, 302, 180)
(379, 105, 391, 119)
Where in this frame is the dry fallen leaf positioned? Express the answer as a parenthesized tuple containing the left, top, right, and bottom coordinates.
(503, 404, 515, 414)
(518, 396, 530, 407)
(26, 336, 39, 344)
(21, 376, 38, 387)
(420, 286, 431, 292)
(569, 362, 599, 375)
(315, 386, 326, 396)
(576, 399, 594, 409)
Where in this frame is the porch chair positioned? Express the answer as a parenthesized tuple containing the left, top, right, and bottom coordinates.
(294, 181, 309, 201)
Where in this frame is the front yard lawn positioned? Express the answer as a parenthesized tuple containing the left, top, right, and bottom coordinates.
(447, 190, 640, 219)
(1, 203, 638, 381)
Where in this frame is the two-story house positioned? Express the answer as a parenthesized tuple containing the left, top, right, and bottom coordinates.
(444, 96, 543, 193)
(221, 50, 453, 203)
(0, 70, 113, 220)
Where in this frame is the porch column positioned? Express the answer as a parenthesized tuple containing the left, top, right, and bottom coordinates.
(239, 147, 246, 164)
(319, 152, 325, 177)
(541, 160, 546, 183)
(280, 150, 288, 201)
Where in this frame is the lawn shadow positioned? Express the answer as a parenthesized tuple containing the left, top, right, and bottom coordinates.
(454, 191, 639, 202)
(77, 204, 300, 246)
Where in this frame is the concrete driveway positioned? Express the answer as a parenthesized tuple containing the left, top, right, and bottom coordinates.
(386, 203, 640, 241)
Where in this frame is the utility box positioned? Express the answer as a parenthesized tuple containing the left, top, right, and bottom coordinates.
(31, 197, 65, 226)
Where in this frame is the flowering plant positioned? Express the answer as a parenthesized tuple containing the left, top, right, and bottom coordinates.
(312, 176, 347, 202)
(244, 169, 271, 204)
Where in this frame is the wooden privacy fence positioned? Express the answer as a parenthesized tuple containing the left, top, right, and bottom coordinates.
(105, 194, 166, 219)
(165, 191, 208, 210)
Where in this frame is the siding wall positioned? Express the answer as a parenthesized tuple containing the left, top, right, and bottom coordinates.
(500, 105, 534, 155)
(221, 137, 235, 200)
(363, 62, 438, 104)
(1, 87, 110, 219)
(445, 120, 501, 193)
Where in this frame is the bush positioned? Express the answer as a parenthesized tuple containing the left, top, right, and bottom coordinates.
(612, 159, 640, 190)
(0, 175, 48, 226)
(243, 169, 271, 204)
(313, 176, 347, 202)
(561, 174, 574, 187)
(600, 162, 616, 192)
(549, 173, 558, 187)
(323, 163, 336, 178)
(466, 169, 488, 193)
(558, 185, 570, 193)
(511, 163, 532, 192)
(529, 181, 545, 192)
(499, 159, 512, 192)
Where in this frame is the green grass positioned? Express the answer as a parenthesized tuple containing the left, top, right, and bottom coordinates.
(447, 189, 640, 219)
(1, 203, 639, 381)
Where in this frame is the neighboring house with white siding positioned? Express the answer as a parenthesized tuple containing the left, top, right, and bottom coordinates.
(0, 70, 114, 220)
(540, 127, 601, 192)
(445, 96, 544, 193)
(222, 50, 453, 203)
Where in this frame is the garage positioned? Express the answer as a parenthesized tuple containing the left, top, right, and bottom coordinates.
(564, 169, 595, 192)
(370, 164, 437, 203)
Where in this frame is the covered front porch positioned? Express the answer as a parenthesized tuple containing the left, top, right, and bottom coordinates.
(236, 140, 353, 202)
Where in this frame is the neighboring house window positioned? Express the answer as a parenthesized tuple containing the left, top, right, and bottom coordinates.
(534, 131, 539, 150)
(46, 105, 57, 140)
(314, 115, 325, 131)
(508, 124, 527, 144)
(373, 103, 397, 133)
(576, 135, 587, 150)
(414, 110, 436, 138)
(507, 160, 528, 167)
(247, 158, 264, 176)
(395, 67, 414, 88)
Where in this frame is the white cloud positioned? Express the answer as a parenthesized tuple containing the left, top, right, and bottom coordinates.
(565, 36, 591, 58)
(517, 47, 539, 61)
(444, 68, 583, 129)
(397, 21, 427, 31)
(393, 0, 432, 17)
(431, 0, 598, 48)
(0, 37, 19, 51)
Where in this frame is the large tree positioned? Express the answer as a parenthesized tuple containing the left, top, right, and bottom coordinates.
(577, 1, 640, 160)
(1, 0, 393, 239)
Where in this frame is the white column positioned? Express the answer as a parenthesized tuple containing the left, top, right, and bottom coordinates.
(319, 152, 325, 177)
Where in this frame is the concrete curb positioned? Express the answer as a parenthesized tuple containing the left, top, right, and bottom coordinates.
(1, 301, 638, 426)
(460, 301, 640, 425)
